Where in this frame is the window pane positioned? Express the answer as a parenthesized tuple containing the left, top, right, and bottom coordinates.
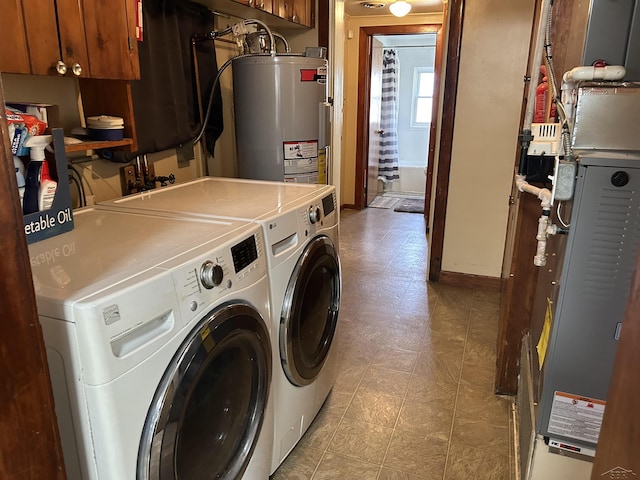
(418, 73, 434, 97)
(415, 97, 433, 123)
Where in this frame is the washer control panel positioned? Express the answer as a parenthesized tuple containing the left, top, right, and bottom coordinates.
(171, 227, 266, 322)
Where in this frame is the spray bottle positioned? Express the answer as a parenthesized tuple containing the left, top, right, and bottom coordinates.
(23, 135, 56, 214)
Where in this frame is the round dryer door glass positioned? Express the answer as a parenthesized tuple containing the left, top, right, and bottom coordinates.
(137, 303, 271, 480)
(281, 234, 341, 386)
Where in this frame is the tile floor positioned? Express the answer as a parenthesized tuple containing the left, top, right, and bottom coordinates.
(271, 204, 514, 480)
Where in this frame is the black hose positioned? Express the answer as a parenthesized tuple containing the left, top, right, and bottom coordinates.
(193, 53, 269, 146)
(68, 164, 87, 207)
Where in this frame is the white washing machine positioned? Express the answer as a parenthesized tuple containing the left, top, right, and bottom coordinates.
(28, 207, 273, 480)
(99, 177, 342, 473)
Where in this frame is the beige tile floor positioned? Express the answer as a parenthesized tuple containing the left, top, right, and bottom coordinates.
(271, 205, 514, 480)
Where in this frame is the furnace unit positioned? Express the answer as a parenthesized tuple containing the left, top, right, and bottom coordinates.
(537, 83, 640, 454)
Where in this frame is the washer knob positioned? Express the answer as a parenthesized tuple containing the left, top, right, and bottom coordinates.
(309, 206, 321, 224)
(200, 261, 224, 289)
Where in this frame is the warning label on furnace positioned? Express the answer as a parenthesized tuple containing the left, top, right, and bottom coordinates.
(283, 140, 319, 183)
(548, 391, 605, 444)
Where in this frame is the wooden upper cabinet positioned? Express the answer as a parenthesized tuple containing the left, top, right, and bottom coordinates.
(0, 0, 139, 80)
(73, 0, 140, 79)
(279, 0, 314, 27)
(233, 0, 274, 15)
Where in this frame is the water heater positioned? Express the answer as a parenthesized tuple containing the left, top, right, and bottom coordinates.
(232, 54, 330, 183)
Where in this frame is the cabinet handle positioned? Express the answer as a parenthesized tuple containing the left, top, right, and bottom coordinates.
(71, 63, 83, 76)
(258, 2, 265, 8)
(56, 61, 67, 75)
(292, 14, 297, 21)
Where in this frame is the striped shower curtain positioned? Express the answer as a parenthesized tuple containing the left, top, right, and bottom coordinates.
(378, 48, 400, 183)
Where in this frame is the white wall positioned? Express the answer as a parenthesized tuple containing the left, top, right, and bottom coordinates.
(440, 0, 534, 277)
(394, 45, 435, 168)
(329, 0, 346, 204)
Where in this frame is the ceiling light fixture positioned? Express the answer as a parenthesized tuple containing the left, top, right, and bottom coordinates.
(389, 0, 411, 17)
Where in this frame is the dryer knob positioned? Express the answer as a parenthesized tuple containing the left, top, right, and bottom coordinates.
(200, 261, 224, 289)
(309, 206, 321, 224)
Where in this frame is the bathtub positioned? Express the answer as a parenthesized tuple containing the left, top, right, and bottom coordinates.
(380, 165, 427, 195)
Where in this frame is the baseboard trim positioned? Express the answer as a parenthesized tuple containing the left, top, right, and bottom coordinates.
(340, 204, 358, 210)
(438, 270, 501, 290)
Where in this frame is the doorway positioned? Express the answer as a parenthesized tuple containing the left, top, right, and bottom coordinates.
(354, 24, 443, 223)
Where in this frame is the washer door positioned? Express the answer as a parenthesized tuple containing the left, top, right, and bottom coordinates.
(280, 234, 341, 386)
(137, 302, 271, 480)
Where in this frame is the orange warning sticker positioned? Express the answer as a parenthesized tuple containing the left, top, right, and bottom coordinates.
(548, 391, 606, 444)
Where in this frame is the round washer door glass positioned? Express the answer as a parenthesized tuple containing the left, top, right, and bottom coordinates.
(281, 234, 341, 386)
(137, 303, 271, 480)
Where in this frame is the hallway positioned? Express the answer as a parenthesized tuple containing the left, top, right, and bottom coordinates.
(271, 206, 513, 480)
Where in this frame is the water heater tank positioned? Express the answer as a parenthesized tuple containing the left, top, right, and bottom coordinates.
(232, 54, 329, 183)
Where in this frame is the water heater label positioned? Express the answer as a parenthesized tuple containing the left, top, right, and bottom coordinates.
(548, 391, 605, 444)
(283, 140, 319, 183)
(284, 140, 318, 160)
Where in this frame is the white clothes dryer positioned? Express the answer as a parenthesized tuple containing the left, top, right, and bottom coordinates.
(99, 177, 342, 473)
(261, 186, 341, 472)
(28, 207, 273, 480)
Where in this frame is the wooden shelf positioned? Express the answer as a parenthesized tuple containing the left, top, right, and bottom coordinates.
(64, 137, 134, 153)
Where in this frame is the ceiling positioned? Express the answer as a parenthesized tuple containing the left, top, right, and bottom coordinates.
(344, 0, 444, 17)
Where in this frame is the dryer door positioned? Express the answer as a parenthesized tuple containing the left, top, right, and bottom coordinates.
(280, 234, 341, 386)
(137, 303, 271, 480)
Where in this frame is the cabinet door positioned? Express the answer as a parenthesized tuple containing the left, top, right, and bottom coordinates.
(0, 0, 30, 74)
(0, 0, 59, 75)
(54, 0, 91, 77)
(60, 0, 140, 80)
(0, 0, 138, 79)
(255, 0, 273, 14)
(276, 0, 313, 27)
(232, 0, 273, 15)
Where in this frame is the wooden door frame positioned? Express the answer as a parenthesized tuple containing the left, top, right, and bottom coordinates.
(0, 78, 67, 478)
(354, 23, 444, 213)
(427, 0, 464, 281)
